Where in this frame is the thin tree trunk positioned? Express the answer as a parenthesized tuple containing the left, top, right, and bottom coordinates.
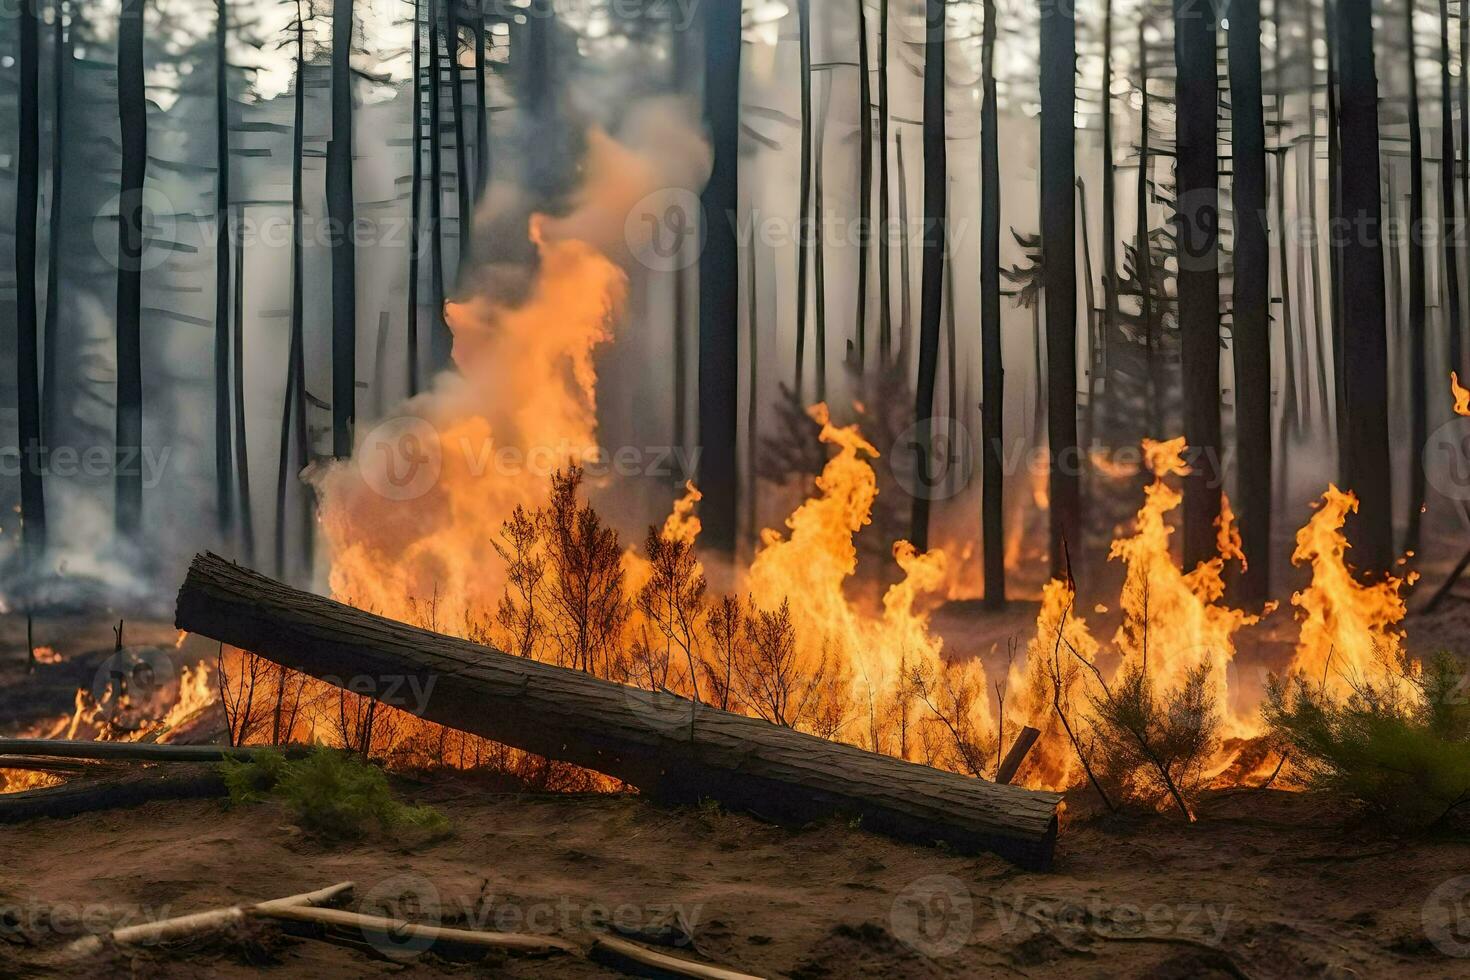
(407, 0, 422, 395)
(896, 129, 913, 365)
(1275, 0, 1302, 438)
(1276, 147, 1297, 518)
(1442, 0, 1463, 390)
(746, 226, 761, 545)
(41, 0, 67, 455)
(1041, 0, 1080, 579)
(814, 67, 829, 401)
(1077, 177, 1098, 458)
(1173, 0, 1222, 569)
(877, 0, 893, 364)
(232, 205, 255, 567)
(428, 1, 452, 374)
(475, 17, 489, 203)
(329, 0, 357, 459)
(1100, 0, 1118, 435)
(15, 0, 46, 562)
(795, 0, 813, 399)
(909, 0, 947, 552)
(1326, 0, 1347, 469)
(981, 0, 1005, 609)
(696, 0, 742, 554)
(1304, 0, 1331, 429)
(1461, 0, 1469, 376)
(215, 0, 234, 537)
(276, 4, 309, 579)
(1230, 0, 1272, 605)
(1334, 0, 1395, 573)
(115, 0, 147, 540)
(447, 0, 472, 266)
(855, 0, 872, 374)
(1405, 0, 1428, 555)
(1137, 13, 1159, 433)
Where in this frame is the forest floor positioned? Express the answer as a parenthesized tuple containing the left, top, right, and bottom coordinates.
(1, 608, 1469, 978)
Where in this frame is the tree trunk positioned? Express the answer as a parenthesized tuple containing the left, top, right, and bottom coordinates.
(215, 0, 235, 538)
(41, 0, 67, 456)
(15, 0, 46, 563)
(232, 206, 255, 567)
(428, 1, 452, 375)
(1041, 0, 1080, 579)
(1405, 0, 1428, 556)
(855, 0, 872, 373)
(1173, 0, 1222, 570)
(475, 17, 489, 203)
(407, 0, 423, 395)
(1333, 0, 1395, 574)
(1229, 0, 1272, 605)
(175, 553, 1063, 868)
(1326, 0, 1347, 466)
(877, 0, 893, 363)
(1443, 0, 1463, 383)
(981, 0, 1005, 609)
(909, 0, 948, 553)
(447, 0, 472, 268)
(813, 67, 829, 402)
(696, 0, 741, 555)
(1100, 0, 1118, 434)
(115, 0, 147, 540)
(1137, 14, 1159, 433)
(329, 0, 357, 459)
(795, 0, 813, 399)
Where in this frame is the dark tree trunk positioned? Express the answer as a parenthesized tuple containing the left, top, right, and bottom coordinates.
(428, 1, 452, 374)
(15, 0, 46, 562)
(215, 0, 234, 538)
(276, 6, 311, 580)
(1442, 0, 1463, 393)
(41, 0, 67, 454)
(475, 17, 489, 203)
(1461, 0, 1469, 376)
(232, 205, 255, 567)
(407, 0, 423, 395)
(1405, 0, 1428, 555)
(1229, 0, 1272, 606)
(1326, 0, 1347, 467)
(696, 0, 742, 554)
(1173, 0, 1222, 570)
(1333, 0, 1394, 574)
(446, 0, 471, 266)
(329, 0, 357, 459)
(1137, 14, 1159, 432)
(1100, 0, 1118, 432)
(877, 0, 893, 363)
(981, 0, 1006, 608)
(1041, 0, 1080, 579)
(1304, 0, 1332, 430)
(855, 0, 872, 373)
(814, 70, 830, 402)
(896, 130, 913, 363)
(909, 0, 947, 553)
(115, 0, 147, 540)
(795, 0, 813, 398)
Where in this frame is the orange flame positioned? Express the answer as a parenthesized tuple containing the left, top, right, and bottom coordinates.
(1453, 371, 1470, 416)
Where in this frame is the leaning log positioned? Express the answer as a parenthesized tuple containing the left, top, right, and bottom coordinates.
(0, 739, 300, 764)
(175, 553, 1062, 868)
(0, 768, 228, 823)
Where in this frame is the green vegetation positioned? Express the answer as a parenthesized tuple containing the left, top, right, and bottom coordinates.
(1264, 653, 1470, 831)
(221, 747, 449, 841)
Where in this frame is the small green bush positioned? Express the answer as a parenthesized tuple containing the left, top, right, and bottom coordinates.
(221, 747, 449, 841)
(1263, 653, 1470, 832)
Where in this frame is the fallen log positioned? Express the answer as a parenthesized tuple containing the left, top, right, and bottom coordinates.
(590, 935, 764, 980)
(175, 553, 1062, 868)
(258, 905, 578, 957)
(0, 738, 297, 764)
(0, 768, 228, 823)
(995, 726, 1042, 785)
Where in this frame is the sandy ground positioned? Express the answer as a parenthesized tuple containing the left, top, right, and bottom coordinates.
(1, 605, 1469, 978)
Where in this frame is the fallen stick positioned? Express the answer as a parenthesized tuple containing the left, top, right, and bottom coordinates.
(995, 726, 1042, 785)
(66, 881, 355, 957)
(0, 768, 228, 823)
(255, 904, 579, 956)
(590, 934, 765, 980)
(0, 738, 302, 764)
(175, 553, 1062, 868)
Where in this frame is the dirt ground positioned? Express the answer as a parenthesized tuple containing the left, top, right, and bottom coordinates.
(2, 610, 1469, 978)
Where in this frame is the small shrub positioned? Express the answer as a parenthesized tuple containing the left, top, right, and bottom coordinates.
(1263, 653, 1470, 831)
(221, 747, 449, 841)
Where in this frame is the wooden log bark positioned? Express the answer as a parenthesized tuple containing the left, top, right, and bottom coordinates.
(0, 739, 300, 764)
(175, 553, 1062, 868)
(0, 768, 228, 824)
